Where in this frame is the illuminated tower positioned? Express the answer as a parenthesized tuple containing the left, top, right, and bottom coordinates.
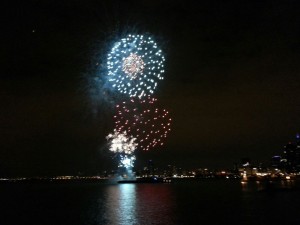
(296, 133, 300, 153)
(147, 160, 154, 176)
(282, 142, 296, 172)
(281, 134, 300, 172)
(295, 133, 300, 171)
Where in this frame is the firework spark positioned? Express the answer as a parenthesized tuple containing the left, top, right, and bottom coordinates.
(107, 34, 165, 98)
(114, 97, 172, 151)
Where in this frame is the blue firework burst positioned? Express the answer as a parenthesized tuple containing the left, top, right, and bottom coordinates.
(107, 34, 165, 98)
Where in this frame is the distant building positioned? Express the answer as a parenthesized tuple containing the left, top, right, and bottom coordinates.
(296, 133, 300, 170)
(271, 155, 282, 169)
(147, 160, 154, 176)
(281, 134, 300, 172)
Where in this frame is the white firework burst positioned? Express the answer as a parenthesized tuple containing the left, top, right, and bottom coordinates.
(107, 34, 165, 98)
(106, 130, 137, 155)
(119, 155, 136, 168)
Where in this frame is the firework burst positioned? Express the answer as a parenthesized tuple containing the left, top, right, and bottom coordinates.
(106, 130, 138, 169)
(107, 34, 165, 98)
(119, 155, 136, 168)
(114, 97, 172, 151)
(106, 130, 138, 155)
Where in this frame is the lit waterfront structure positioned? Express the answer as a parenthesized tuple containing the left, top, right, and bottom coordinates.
(237, 134, 300, 181)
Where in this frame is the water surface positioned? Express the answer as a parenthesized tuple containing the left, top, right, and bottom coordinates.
(0, 180, 299, 225)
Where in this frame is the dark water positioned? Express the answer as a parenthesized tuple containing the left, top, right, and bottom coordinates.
(0, 180, 300, 225)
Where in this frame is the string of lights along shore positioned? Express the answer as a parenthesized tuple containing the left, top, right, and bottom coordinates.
(105, 33, 171, 171)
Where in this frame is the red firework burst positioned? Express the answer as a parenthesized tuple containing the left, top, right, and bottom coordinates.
(114, 97, 172, 151)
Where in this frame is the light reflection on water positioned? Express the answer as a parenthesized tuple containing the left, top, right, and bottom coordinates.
(240, 179, 297, 192)
(102, 184, 176, 225)
(104, 184, 137, 225)
(97, 180, 300, 225)
(1, 181, 300, 225)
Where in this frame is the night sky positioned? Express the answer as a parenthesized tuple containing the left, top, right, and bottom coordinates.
(1, 0, 300, 176)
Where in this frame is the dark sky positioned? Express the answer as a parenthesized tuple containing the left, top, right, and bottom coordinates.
(1, 0, 300, 176)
